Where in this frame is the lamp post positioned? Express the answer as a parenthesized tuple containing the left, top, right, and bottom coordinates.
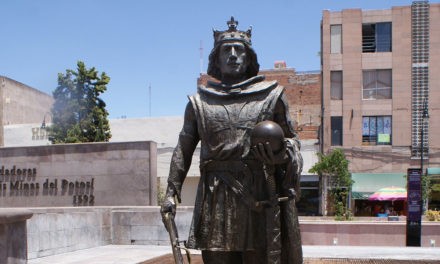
(406, 100, 428, 247)
(421, 99, 429, 210)
(41, 112, 52, 129)
(39, 112, 52, 142)
(41, 116, 47, 129)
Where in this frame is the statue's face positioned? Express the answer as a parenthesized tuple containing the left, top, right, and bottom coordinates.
(216, 41, 249, 79)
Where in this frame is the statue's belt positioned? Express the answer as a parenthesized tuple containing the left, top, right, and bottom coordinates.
(200, 160, 293, 210)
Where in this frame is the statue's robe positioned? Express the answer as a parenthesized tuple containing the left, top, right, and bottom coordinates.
(167, 75, 303, 264)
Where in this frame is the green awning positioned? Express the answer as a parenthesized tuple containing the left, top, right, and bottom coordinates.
(351, 192, 373, 199)
(428, 168, 440, 182)
(428, 168, 440, 175)
(351, 173, 406, 200)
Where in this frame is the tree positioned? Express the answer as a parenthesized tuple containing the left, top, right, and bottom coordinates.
(309, 148, 353, 220)
(49, 61, 111, 143)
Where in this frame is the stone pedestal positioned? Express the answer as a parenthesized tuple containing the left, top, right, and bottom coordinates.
(0, 209, 33, 264)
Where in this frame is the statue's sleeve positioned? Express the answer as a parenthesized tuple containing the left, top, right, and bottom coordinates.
(167, 102, 200, 201)
(273, 93, 303, 200)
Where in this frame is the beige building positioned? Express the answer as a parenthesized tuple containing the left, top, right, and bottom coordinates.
(321, 1, 440, 215)
(0, 76, 54, 146)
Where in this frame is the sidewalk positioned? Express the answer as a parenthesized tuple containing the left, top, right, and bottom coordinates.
(28, 245, 440, 264)
(28, 245, 171, 264)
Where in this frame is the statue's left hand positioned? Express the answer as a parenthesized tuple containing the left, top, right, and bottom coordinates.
(252, 141, 287, 165)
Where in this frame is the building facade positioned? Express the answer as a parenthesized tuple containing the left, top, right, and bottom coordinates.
(261, 67, 322, 215)
(321, 1, 440, 215)
(198, 65, 322, 215)
(198, 66, 321, 140)
(0, 76, 54, 146)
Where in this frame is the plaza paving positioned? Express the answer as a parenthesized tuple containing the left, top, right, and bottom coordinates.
(28, 245, 440, 264)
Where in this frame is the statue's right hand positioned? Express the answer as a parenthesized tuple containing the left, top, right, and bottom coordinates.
(161, 184, 178, 217)
(160, 194, 176, 233)
(160, 195, 177, 216)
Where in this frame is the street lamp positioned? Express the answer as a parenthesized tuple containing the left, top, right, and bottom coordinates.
(420, 98, 429, 210)
(420, 99, 429, 174)
(41, 112, 52, 129)
(41, 118, 46, 129)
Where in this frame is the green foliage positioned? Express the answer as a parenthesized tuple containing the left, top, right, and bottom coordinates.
(334, 201, 353, 221)
(49, 61, 111, 143)
(309, 149, 352, 188)
(422, 174, 431, 209)
(157, 183, 166, 206)
(432, 183, 440, 192)
(309, 148, 353, 220)
(426, 210, 440, 221)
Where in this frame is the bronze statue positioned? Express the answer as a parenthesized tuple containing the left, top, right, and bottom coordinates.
(161, 17, 303, 264)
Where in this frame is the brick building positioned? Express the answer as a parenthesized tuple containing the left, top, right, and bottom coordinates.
(321, 1, 440, 215)
(262, 66, 322, 215)
(198, 64, 321, 141)
(198, 64, 322, 215)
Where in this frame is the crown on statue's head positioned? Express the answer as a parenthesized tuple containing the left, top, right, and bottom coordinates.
(213, 17, 252, 46)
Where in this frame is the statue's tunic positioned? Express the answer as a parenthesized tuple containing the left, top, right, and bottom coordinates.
(167, 76, 303, 261)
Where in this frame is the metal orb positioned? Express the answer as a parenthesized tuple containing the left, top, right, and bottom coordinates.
(251, 120, 285, 152)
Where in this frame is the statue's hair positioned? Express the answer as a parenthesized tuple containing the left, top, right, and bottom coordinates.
(207, 42, 260, 81)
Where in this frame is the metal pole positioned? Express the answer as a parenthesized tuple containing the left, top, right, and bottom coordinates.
(149, 84, 151, 117)
(421, 117, 424, 212)
(421, 119, 424, 176)
(421, 99, 429, 210)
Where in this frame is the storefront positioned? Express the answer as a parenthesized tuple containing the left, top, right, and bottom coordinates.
(351, 173, 407, 216)
(297, 175, 320, 216)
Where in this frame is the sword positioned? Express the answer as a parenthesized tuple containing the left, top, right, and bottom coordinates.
(162, 211, 192, 264)
(263, 164, 282, 264)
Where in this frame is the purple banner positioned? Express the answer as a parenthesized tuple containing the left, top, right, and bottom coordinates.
(407, 168, 422, 222)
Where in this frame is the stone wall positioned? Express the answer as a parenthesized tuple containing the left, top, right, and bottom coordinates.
(0, 141, 157, 207)
(26, 206, 193, 259)
(111, 206, 193, 245)
(27, 207, 111, 259)
(300, 219, 440, 247)
(0, 209, 33, 264)
(26, 207, 440, 260)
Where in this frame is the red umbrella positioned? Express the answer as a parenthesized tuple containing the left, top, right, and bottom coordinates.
(368, 186, 407, 201)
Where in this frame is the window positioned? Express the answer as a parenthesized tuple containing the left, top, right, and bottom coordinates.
(330, 24, 342, 54)
(331, 116, 343, 146)
(297, 180, 320, 216)
(362, 116, 392, 145)
(362, 22, 392, 52)
(330, 71, 342, 100)
(363, 69, 392, 99)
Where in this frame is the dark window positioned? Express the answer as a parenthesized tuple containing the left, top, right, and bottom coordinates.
(428, 175, 440, 210)
(362, 116, 392, 145)
(331, 71, 343, 100)
(331, 116, 343, 146)
(363, 69, 392, 99)
(297, 180, 320, 216)
(362, 22, 392, 52)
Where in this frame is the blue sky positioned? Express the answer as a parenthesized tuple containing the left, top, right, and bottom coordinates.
(0, 0, 429, 118)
